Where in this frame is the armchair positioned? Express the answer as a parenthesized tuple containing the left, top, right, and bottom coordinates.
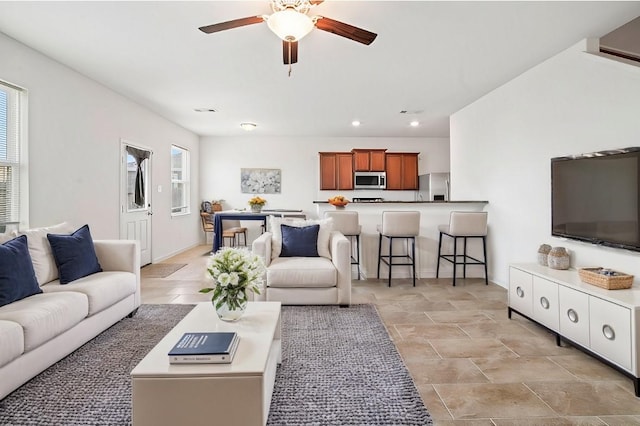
(251, 222, 351, 306)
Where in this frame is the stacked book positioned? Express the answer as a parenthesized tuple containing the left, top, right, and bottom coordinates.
(168, 332, 239, 364)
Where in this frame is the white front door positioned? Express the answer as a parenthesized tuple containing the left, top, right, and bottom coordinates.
(120, 141, 152, 266)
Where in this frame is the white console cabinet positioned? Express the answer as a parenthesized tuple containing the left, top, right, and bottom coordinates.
(509, 263, 640, 396)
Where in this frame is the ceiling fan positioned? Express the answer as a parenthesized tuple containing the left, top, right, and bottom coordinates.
(199, 0, 377, 74)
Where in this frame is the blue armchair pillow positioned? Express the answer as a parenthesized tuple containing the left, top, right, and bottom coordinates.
(0, 235, 42, 307)
(280, 224, 320, 257)
(47, 224, 102, 284)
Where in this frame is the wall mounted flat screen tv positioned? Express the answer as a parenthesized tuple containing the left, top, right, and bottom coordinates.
(551, 147, 640, 252)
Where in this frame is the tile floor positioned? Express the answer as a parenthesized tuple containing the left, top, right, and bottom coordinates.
(141, 245, 640, 425)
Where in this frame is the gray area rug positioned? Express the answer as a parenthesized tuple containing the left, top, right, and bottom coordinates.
(0, 304, 431, 425)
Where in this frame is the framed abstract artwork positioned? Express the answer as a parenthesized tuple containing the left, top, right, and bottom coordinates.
(241, 168, 282, 194)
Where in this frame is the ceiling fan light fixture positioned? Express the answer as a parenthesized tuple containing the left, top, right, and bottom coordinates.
(267, 9, 314, 41)
(240, 122, 258, 131)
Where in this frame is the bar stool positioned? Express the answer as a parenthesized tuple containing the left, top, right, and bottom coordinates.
(436, 211, 488, 286)
(377, 211, 420, 287)
(324, 211, 362, 279)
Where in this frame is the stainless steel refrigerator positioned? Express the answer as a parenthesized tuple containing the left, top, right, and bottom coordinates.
(417, 173, 450, 201)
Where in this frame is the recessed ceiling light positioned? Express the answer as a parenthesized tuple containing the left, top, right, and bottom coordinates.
(351, 120, 361, 127)
(240, 122, 257, 131)
(410, 120, 420, 127)
(194, 108, 217, 113)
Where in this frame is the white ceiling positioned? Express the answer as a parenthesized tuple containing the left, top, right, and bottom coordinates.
(0, 1, 639, 138)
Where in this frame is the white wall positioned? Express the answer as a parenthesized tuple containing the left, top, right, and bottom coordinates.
(199, 136, 450, 215)
(0, 32, 201, 262)
(451, 40, 640, 288)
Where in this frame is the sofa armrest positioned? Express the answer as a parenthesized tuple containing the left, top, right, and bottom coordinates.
(93, 239, 141, 307)
(329, 231, 351, 306)
(93, 240, 140, 274)
(251, 232, 273, 267)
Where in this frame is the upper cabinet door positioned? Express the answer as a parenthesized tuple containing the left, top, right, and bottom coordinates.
(319, 153, 338, 190)
(385, 154, 403, 190)
(352, 149, 386, 172)
(402, 153, 419, 190)
(385, 153, 419, 190)
(353, 151, 370, 172)
(319, 152, 353, 190)
(336, 153, 354, 190)
(370, 150, 386, 171)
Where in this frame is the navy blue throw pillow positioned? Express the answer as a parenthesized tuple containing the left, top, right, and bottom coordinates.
(47, 224, 102, 284)
(0, 235, 42, 307)
(280, 224, 320, 257)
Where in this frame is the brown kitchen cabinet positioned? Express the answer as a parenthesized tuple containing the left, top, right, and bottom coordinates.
(352, 149, 387, 172)
(319, 152, 353, 190)
(385, 153, 419, 190)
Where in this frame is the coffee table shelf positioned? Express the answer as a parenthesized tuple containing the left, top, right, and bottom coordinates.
(131, 302, 282, 426)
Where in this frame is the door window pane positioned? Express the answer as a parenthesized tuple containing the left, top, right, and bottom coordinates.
(171, 145, 190, 215)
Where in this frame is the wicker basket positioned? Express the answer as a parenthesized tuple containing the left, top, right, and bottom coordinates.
(578, 267, 634, 290)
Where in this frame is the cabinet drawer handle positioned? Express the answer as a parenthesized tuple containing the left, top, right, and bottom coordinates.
(516, 286, 524, 298)
(540, 296, 550, 310)
(602, 324, 616, 341)
(567, 308, 579, 323)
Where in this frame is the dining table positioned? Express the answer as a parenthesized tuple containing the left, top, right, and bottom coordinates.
(212, 209, 304, 252)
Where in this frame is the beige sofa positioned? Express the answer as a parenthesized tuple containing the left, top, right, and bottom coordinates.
(0, 223, 140, 400)
(251, 217, 351, 306)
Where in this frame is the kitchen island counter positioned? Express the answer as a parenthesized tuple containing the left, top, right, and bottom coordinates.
(313, 200, 488, 204)
(313, 200, 488, 281)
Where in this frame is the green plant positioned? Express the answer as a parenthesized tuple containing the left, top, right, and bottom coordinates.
(200, 247, 265, 311)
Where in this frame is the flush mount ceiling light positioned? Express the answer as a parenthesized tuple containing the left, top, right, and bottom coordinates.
(410, 120, 420, 127)
(351, 120, 361, 127)
(240, 122, 257, 131)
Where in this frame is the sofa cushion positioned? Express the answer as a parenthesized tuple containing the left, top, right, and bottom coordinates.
(0, 235, 42, 308)
(0, 320, 24, 368)
(267, 257, 337, 288)
(47, 224, 103, 284)
(42, 271, 136, 316)
(280, 224, 319, 257)
(0, 292, 88, 352)
(13, 222, 75, 285)
(270, 217, 333, 259)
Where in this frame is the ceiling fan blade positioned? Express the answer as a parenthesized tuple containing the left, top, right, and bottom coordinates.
(283, 40, 298, 65)
(198, 16, 264, 34)
(315, 16, 377, 45)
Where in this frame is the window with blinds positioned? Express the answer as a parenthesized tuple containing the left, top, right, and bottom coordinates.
(171, 145, 190, 215)
(0, 81, 24, 233)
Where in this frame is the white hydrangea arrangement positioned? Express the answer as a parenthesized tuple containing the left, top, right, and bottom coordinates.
(200, 247, 266, 312)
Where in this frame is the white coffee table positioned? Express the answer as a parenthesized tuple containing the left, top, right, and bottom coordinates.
(131, 302, 282, 426)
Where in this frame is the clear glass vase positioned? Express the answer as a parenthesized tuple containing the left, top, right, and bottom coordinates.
(250, 204, 262, 213)
(212, 295, 247, 322)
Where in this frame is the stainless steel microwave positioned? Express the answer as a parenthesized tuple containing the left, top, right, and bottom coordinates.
(354, 171, 386, 189)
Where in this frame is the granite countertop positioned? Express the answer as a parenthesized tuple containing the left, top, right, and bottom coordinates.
(313, 200, 488, 204)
